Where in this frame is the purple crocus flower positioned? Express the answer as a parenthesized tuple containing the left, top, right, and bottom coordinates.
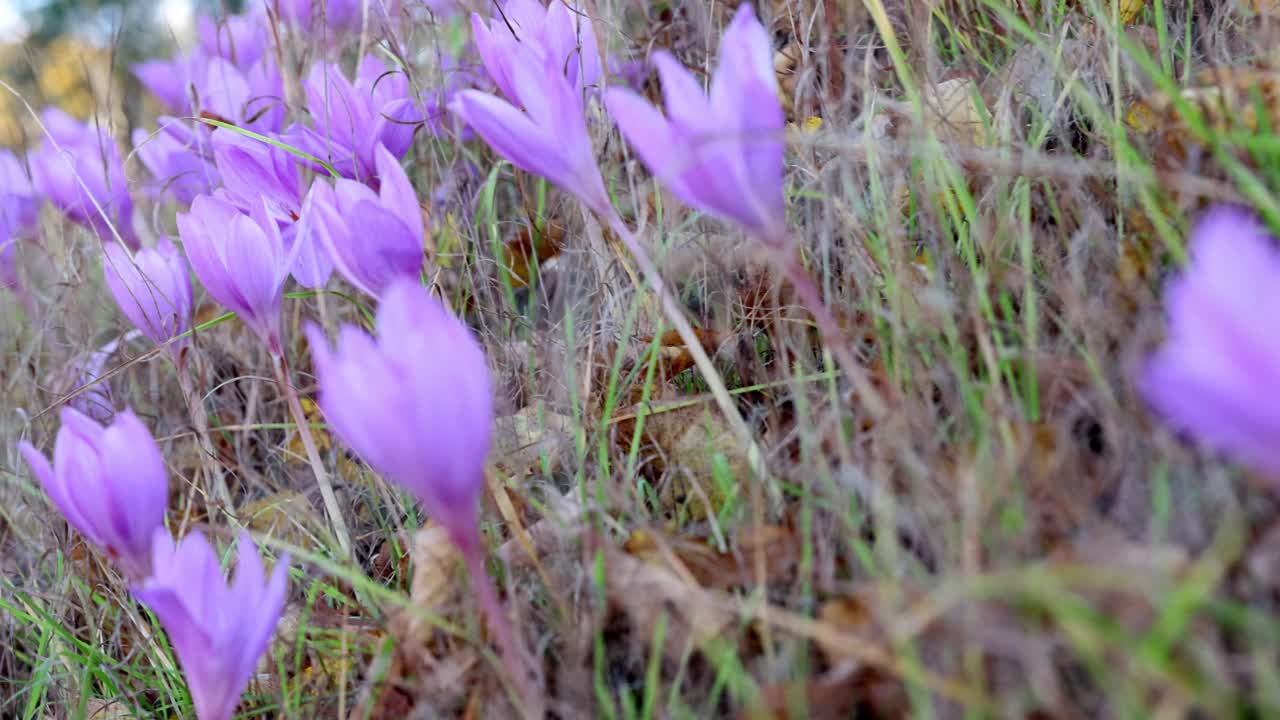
(306, 278, 492, 548)
(54, 337, 122, 423)
(132, 119, 219, 204)
(103, 238, 194, 351)
(304, 144, 422, 298)
(451, 41, 611, 215)
(196, 57, 287, 135)
(471, 0, 601, 100)
(196, 9, 269, 69)
(1142, 206, 1280, 480)
(0, 150, 40, 292)
(135, 55, 284, 135)
(134, 54, 195, 115)
(288, 55, 417, 181)
(209, 131, 332, 288)
(29, 108, 136, 247)
(18, 408, 169, 580)
(422, 51, 491, 141)
(133, 530, 289, 720)
(177, 194, 288, 353)
(603, 4, 787, 246)
(277, 0, 364, 35)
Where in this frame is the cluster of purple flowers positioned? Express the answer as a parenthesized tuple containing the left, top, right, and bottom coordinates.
(7, 0, 1280, 715)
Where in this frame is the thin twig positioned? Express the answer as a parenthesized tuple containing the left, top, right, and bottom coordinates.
(272, 353, 353, 558)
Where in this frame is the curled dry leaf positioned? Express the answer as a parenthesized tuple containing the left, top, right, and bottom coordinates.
(643, 405, 752, 520)
(624, 524, 799, 591)
(604, 541, 736, 660)
(492, 406, 579, 478)
(501, 222, 565, 289)
(743, 663, 910, 720)
(406, 522, 463, 646)
(242, 490, 330, 549)
(1239, 0, 1280, 14)
(1127, 68, 1280, 164)
(815, 584, 933, 667)
(84, 700, 134, 720)
(923, 78, 991, 147)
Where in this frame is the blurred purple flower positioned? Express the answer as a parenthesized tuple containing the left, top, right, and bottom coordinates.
(423, 51, 490, 140)
(134, 54, 285, 135)
(177, 195, 288, 354)
(103, 238, 194, 352)
(608, 56, 648, 92)
(451, 42, 610, 215)
(53, 338, 122, 423)
(133, 530, 289, 720)
(29, 108, 136, 247)
(429, 158, 481, 225)
(0, 150, 40, 292)
(196, 9, 269, 68)
(278, 0, 364, 35)
(472, 0, 601, 100)
(134, 55, 195, 115)
(603, 4, 787, 246)
(132, 119, 219, 204)
(306, 278, 493, 547)
(305, 144, 422, 298)
(288, 55, 418, 181)
(1142, 206, 1280, 480)
(18, 408, 169, 580)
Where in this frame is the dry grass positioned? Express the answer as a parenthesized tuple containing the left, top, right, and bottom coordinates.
(4, 0, 1280, 717)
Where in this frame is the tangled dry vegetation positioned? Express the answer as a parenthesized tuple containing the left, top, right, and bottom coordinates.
(4, 0, 1280, 717)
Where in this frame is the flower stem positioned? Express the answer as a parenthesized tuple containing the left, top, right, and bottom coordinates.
(460, 539, 539, 716)
(598, 209, 769, 483)
(776, 252, 887, 420)
(272, 352, 353, 558)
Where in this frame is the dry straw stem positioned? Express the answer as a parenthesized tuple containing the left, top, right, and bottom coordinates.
(272, 353, 353, 559)
(600, 210, 771, 485)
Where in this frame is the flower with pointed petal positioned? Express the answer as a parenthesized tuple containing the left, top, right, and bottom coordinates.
(306, 278, 492, 547)
(472, 0, 601, 100)
(1142, 206, 1280, 481)
(177, 194, 288, 353)
(209, 132, 331, 288)
(132, 119, 219, 204)
(196, 9, 268, 69)
(103, 238, 194, 351)
(0, 149, 39, 291)
(29, 108, 137, 247)
(52, 338, 123, 423)
(18, 408, 168, 579)
(135, 51, 284, 134)
(451, 42, 610, 215)
(603, 4, 787, 246)
(288, 55, 417, 181)
(133, 530, 289, 720)
(305, 144, 422, 298)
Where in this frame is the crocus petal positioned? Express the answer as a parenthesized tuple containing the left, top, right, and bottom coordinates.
(450, 91, 571, 188)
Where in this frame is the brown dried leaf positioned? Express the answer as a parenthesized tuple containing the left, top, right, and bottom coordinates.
(815, 584, 932, 666)
(242, 491, 329, 549)
(492, 406, 579, 478)
(406, 523, 463, 645)
(605, 541, 736, 659)
(644, 406, 751, 519)
(624, 525, 799, 591)
(85, 700, 134, 720)
(743, 664, 909, 720)
(501, 222, 565, 289)
(923, 78, 991, 146)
